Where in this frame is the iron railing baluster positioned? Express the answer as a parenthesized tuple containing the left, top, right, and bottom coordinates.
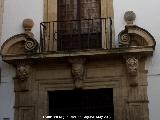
(40, 18, 111, 52)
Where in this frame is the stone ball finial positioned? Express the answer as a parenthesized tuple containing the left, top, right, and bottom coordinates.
(23, 18, 34, 31)
(124, 11, 136, 25)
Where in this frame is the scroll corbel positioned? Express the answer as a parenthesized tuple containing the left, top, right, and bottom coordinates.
(68, 57, 86, 89)
(124, 55, 139, 86)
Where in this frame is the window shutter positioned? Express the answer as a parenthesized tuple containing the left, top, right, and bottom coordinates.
(44, 0, 57, 21)
(101, 0, 114, 18)
(101, 0, 114, 49)
(44, 0, 58, 51)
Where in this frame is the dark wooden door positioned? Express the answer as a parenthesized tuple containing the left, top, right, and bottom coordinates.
(49, 88, 114, 119)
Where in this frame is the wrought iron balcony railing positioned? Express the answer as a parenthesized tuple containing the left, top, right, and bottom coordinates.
(40, 18, 112, 52)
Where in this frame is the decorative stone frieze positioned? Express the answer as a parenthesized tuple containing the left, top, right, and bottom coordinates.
(68, 57, 86, 89)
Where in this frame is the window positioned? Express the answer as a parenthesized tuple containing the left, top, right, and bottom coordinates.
(57, 0, 101, 50)
(44, 0, 114, 21)
(58, 0, 100, 20)
(42, 0, 114, 51)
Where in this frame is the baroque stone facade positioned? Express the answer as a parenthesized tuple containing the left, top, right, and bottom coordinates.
(1, 8, 156, 120)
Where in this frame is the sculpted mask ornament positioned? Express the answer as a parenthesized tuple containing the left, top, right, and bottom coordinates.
(16, 64, 30, 81)
(68, 57, 86, 89)
(126, 56, 139, 76)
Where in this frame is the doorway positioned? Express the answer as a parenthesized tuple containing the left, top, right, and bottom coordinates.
(48, 88, 114, 119)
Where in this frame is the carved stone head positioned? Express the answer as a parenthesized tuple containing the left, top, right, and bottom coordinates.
(16, 64, 30, 81)
(68, 57, 86, 89)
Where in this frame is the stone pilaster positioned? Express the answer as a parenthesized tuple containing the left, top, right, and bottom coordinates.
(124, 55, 149, 120)
(14, 60, 35, 120)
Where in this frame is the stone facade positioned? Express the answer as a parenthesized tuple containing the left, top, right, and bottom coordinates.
(12, 56, 149, 120)
(1, 20, 156, 120)
(0, 1, 157, 120)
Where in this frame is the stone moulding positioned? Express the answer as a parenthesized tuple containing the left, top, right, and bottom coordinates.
(1, 33, 38, 55)
(119, 25, 156, 48)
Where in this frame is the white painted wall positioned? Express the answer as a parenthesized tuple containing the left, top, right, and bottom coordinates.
(113, 0, 160, 119)
(0, 0, 160, 120)
(1, 0, 43, 43)
(0, 0, 43, 120)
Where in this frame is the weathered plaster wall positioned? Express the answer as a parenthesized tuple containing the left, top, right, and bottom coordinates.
(1, 0, 43, 43)
(0, 0, 160, 120)
(0, 0, 43, 119)
(0, 0, 4, 38)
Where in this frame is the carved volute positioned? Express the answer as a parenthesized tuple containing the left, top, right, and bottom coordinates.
(119, 11, 156, 48)
(68, 57, 86, 89)
(1, 19, 38, 56)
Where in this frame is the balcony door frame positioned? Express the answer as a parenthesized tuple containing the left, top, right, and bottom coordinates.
(43, 0, 114, 51)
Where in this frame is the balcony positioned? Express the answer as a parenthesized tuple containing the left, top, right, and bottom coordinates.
(40, 18, 112, 52)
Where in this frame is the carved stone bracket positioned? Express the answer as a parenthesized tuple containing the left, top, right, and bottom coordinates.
(125, 56, 139, 76)
(16, 64, 30, 81)
(15, 61, 32, 91)
(25, 36, 38, 53)
(124, 55, 139, 87)
(68, 57, 86, 89)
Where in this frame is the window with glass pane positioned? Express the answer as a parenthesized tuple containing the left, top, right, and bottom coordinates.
(57, 0, 101, 50)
